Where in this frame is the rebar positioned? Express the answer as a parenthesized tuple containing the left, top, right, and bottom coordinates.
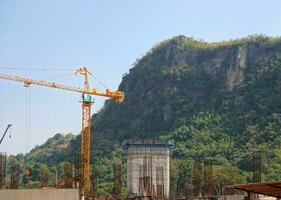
(193, 160, 201, 197)
(64, 163, 73, 188)
(91, 167, 97, 197)
(10, 163, 20, 189)
(204, 160, 214, 197)
(113, 162, 122, 196)
(253, 151, 262, 183)
(0, 152, 7, 189)
(74, 152, 80, 188)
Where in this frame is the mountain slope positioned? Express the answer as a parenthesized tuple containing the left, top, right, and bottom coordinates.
(88, 35, 281, 166)
(19, 35, 281, 193)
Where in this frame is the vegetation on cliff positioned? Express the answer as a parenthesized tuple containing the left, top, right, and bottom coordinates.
(10, 35, 281, 195)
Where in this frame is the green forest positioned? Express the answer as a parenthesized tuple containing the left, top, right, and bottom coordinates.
(6, 35, 281, 196)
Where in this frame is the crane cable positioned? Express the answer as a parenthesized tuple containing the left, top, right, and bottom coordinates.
(28, 88, 31, 152)
(25, 87, 31, 153)
(46, 72, 75, 81)
(90, 74, 108, 90)
(0, 66, 112, 92)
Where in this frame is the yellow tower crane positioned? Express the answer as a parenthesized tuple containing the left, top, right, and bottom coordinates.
(0, 67, 124, 199)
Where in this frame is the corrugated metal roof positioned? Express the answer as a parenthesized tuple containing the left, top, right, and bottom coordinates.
(231, 180, 281, 198)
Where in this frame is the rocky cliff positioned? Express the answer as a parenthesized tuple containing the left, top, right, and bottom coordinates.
(20, 35, 281, 192)
(90, 36, 281, 156)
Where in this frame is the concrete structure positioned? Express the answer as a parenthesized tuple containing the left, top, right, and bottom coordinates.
(0, 188, 79, 200)
(123, 140, 173, 198)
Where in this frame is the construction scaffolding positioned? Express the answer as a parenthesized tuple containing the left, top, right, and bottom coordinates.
(253, 151, 262, 183)
(204, 160, 214, 197)
(113, 162, 122, 196)
(74, 152, 80, 188)
(0, 152, 7, 189)
(123, 140, 173, 198)
(10, 163, 20, 189)
(169, 161, 177, 197)
(64, 163, 73, 188)
(91, 167, 97, 197)
(193, 160, 201, 197)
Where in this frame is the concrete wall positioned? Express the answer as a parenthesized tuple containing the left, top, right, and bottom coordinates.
(126, 146, 170, 198)
(0, 188, 79, 200)
(220, 195, 246, 200)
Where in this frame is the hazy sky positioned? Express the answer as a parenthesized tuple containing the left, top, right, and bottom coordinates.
(0, 0, 281, 155)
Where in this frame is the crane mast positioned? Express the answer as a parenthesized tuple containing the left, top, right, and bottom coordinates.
(0, 67, 124, 199)
(76, 67, 94, 197)
(81, 97, 92, 197)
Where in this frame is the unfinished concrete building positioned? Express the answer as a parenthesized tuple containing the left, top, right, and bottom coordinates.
(123, 140, 173, 199)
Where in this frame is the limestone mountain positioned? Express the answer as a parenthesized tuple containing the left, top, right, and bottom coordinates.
(18, 35, 281, 192)
(88, 35, 281, 172)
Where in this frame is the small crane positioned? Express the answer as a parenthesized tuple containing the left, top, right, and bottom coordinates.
(0, 124, 12, 145)
(0, 67, 124, 199)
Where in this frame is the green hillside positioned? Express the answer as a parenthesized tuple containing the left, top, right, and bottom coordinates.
(91, 35, 281, 169)
(7, 133, 76, 188)
(14, 35, 281, 195)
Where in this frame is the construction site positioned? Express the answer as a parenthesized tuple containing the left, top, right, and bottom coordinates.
(1, 1, 281, 200)
(0, 49, 280, 200)
(0, 46, 280, 200)
(0, 131, 280, 200)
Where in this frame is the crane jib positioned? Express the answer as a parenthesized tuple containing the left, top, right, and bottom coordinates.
(0, 72, 124, 102)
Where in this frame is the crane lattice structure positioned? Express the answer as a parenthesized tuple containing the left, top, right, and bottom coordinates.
(0, 67, 124, 199)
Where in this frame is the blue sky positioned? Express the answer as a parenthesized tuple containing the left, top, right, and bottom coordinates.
(0, 0, 281, 155)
